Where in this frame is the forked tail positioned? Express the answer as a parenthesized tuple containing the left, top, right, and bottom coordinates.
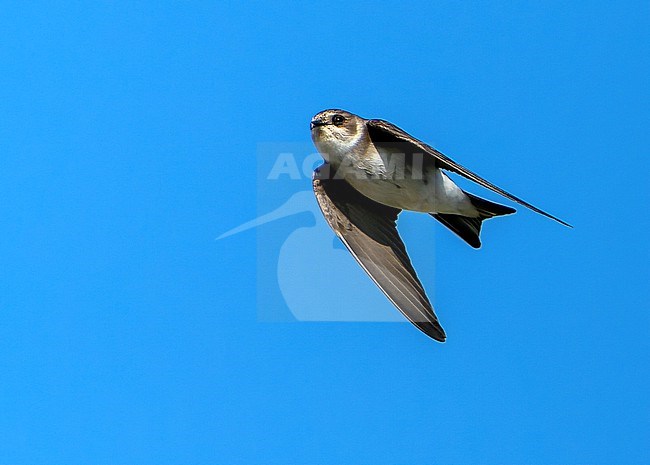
(431, 192, 516, 248)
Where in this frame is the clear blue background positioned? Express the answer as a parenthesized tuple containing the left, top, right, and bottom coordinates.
(1, 2, 648, 464)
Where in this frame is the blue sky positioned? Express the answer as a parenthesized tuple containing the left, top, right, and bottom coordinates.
(1, 2, 648, 464)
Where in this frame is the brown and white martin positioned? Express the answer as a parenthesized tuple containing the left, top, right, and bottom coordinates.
(310, 109, 570, 342)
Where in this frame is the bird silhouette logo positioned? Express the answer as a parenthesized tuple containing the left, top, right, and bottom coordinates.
(218, 187, 403, 323)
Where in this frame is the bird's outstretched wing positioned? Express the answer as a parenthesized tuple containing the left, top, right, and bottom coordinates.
(366, 118, 571, 227)
(313, 166, 445, 341)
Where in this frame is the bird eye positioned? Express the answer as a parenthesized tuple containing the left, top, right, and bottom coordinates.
(332, 115, 345, 125)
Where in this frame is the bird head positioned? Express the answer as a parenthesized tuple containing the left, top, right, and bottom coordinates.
(310, 109, 367, 162)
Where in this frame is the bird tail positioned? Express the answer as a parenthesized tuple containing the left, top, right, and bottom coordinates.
(431, 192, 515, 249)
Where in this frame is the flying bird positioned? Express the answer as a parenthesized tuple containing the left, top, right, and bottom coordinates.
(310, 109, 570, 342)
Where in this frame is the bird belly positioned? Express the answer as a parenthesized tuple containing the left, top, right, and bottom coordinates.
(344, 166, 478, 216)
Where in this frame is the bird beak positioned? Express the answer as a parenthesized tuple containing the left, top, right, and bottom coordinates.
(216, 192, 312, 240)
(310, 119, 327, 130)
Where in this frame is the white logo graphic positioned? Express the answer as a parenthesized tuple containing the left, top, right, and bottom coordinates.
(219, 160, 404, 322)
